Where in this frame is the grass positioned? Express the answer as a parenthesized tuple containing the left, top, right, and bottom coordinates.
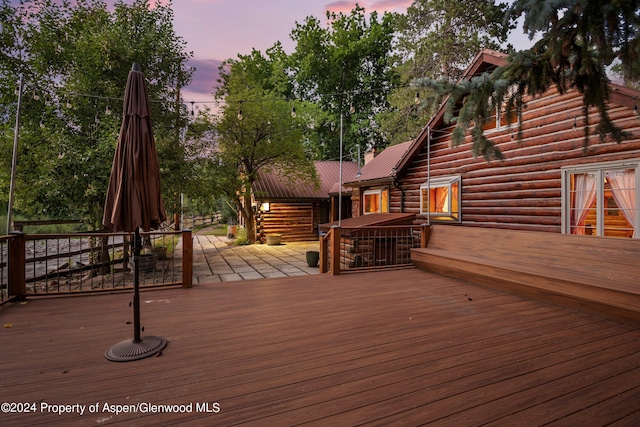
(233, 226, 251, 245)
(151, 234, 179, 258)
(200, 223, 250, 245)
(1, 213, 88, 234)
(206, 224, 229, 237)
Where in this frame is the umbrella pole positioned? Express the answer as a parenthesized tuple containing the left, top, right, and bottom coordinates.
(133, 227, 141, 343)
(104, 227, 166, 361)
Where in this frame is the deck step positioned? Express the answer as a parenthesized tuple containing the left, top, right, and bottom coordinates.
(411, 225, 640, 325)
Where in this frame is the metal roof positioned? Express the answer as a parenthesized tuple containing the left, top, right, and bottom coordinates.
(344, 140, 414, 186)
(319, 212, 416, 232)
(254, 161, 360, 200)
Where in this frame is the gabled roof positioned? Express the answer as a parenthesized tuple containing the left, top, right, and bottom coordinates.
(395, 49, 508, 174)
(426, 49, 508, 132)
(344, 140, 414, 186)
(394, 48, 640, 174)
(609, 83, 640, 111)
(328, 181, 353, 196)
(463, 49, 508, 79)
(254, 160, 359, 200)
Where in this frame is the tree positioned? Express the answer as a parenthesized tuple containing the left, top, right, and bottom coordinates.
(178, 106, 223, 217)
(289, 5, 399, 159)
(213, 46, 323, 243)
(612, 63, 640, 90)
(378, 0, 511, 145)
(417, 0, 640, 159)
(0, 0, 193, 228)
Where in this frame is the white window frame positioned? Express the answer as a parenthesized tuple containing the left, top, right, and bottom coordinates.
(483, 86, 520, 134)
(420, 175, 461, 222)
(484, 105, 520, 133)
(362, 188, 389, 215)
(561, 159, 640, 238)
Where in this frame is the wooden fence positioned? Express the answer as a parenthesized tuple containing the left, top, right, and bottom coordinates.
(12, 213, 220, 233)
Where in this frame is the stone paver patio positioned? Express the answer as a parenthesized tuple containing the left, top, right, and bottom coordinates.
(189, 229, 321, 283)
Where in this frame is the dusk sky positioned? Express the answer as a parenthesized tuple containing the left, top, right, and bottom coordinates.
(166, 0, 533, 106)
(10, 0, 534, 107)
(169, 0, 414, 104)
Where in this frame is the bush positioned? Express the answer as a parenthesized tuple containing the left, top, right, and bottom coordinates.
(233, 226, 251, 245)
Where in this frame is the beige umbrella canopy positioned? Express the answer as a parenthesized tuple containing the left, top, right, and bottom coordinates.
(104, 63, 167, 362)
(103, 63, 166, 232)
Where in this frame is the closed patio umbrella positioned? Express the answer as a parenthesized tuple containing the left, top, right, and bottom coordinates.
(103, 62, 167, 362)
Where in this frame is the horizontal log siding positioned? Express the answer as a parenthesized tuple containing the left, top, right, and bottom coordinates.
(257, 202, 319, 242)
(389, 187, 403, 214)
(398, 87, 640, 232)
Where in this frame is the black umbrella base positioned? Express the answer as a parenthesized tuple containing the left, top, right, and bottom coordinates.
(105, 336, 167, 362)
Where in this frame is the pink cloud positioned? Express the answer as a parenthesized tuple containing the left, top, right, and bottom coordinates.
(325, 0, 410, 15)
(370, 0, 413, 12)
(147, 0, 164, 8)
(325, 1, 358, 14)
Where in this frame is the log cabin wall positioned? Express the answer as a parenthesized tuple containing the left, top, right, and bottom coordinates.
(389, 185, 404, 215)
(351, 190, 361, 218)
(256, 201, 325, 242)
(397, 87, 640, 232)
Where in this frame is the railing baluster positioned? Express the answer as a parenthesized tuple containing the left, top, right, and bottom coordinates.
(326, 224, 423, 273)
(0, 238, 5, 302)
(14, 230, 184, 296)
(31, 239, 36, 293)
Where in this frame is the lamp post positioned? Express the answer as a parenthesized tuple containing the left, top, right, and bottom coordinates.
(338, 100, 357, 226)
(349, 145, 361, 177)
(339, 113, 343, 226)
(7, 76, 24, 234)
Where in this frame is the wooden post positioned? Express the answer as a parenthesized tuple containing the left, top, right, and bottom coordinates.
(319, 233, 328, 274)
(330, 225, 341, 275)
(8, 231, 26, 300)
(421, 224, 432, 248)
(182, 229, 193, 288)
(174, 212, 181, 231)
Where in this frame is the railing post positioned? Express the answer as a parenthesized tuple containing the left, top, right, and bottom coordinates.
(319, 233, 328, 274)
(8, 231, 26, 300)
(421, 224, 432, 248)
(174, 212, 181, 231)
(182, 229, 193, 288)
(330, 225, 341, 275)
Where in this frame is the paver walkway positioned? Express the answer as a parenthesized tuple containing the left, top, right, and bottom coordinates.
(190, 229, 321, 283)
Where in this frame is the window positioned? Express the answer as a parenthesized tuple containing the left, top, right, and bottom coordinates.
(562, 161, 639, 238)
(362, 188, 389, 215)
(482, 87, 520, 133)
(420, 175, 461, 222)
(483, 105, 518, 133)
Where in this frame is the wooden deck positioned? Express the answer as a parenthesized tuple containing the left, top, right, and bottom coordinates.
(2, 268, 640, 426)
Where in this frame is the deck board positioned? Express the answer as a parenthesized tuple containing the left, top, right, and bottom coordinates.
(1, 268, 640, 426)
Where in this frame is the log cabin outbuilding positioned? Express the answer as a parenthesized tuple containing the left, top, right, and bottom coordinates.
(252, 160, 359, 243)
(374, 49, 640, 238)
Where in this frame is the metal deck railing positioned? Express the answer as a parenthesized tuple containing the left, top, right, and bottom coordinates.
(320, 224, 429, 274)
(1, 229, 192, 305)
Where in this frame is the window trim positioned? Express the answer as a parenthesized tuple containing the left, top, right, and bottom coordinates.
(561, 159, 640, 238)
(420, 175, 461, 222)
(362, 188, 389, 215)
(484, 104, 520, 134)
